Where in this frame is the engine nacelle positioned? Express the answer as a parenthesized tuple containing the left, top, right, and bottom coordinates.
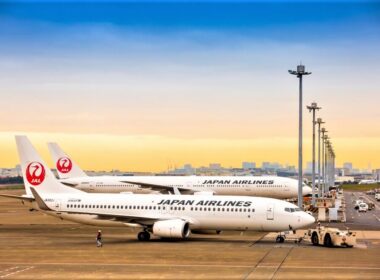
(153, 219, 190, 239)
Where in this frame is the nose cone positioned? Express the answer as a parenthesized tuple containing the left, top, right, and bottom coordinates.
(301, 212, 315, 227)
(302, 185, 312, 196)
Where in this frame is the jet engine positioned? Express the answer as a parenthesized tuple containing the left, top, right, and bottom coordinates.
(152, 219, 190, 238)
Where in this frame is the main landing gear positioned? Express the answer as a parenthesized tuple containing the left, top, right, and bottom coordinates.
(137, 231, 151, 241)
(276, 235, 285, 243)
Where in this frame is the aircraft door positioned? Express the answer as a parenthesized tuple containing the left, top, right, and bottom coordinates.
(89, 181, 96, 192)
(54, 199, 61, 211)
(266, 204, 274, 220)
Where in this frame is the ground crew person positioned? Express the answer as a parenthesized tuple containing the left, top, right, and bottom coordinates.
(96, 230, 102, 247)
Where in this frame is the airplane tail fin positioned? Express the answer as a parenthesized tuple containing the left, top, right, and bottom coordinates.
(16, 135, 83, 195)
(47, 142, 87, 179)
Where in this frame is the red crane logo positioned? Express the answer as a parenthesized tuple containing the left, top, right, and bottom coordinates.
(26, 162, 46, 186)
(56, 157, 73, 174)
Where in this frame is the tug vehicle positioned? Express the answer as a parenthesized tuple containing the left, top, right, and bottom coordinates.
(308, 226, 356, 247)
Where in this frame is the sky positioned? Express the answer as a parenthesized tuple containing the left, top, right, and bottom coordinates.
(0, 1, 379, 172)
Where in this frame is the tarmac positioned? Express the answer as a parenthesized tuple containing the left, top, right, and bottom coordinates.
(1, 189, 380, 279)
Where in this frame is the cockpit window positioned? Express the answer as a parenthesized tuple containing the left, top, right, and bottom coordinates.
(285, 207, 302, 213)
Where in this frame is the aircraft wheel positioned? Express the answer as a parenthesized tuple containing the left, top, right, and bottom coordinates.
(137, 231, 151, 241)
(276, 236, 285, 243)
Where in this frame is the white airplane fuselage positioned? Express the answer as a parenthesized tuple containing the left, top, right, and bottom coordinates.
(40, 192, 315, 232)
(60, 176, 311, 199)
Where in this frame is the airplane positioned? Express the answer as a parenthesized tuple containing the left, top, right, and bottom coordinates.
(358, 179, 377, 185)
(0, 136, 315, 241)
(48, 142, 312, 199)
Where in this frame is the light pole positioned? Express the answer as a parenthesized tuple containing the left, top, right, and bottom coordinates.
(325, 141, 330, 190)
(289, 64, 312, 208)
(331, 149, 336, 187)
(321, 128, 328, 197)
(307, 102, 321, 206)
(328, 144, 334, 189)
(324, 137, 330, 195)
(316, 118, 324, 198)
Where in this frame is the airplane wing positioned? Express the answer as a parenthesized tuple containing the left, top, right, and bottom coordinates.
(120, 180, 193, 194)
(61, 182, 79, 187)
(0, 194, 35, 202)
(30, 187, 186, 226)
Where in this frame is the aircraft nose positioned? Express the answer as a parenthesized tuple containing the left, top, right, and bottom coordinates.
(302, 212, 315, 227)
(302, 186, 312, 196)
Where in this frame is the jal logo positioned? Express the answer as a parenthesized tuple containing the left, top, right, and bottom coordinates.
(56, 157, 72, 174)
(26, 162, 46, 186)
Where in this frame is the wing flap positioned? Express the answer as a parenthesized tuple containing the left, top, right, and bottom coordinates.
(120, 180, 192, 193)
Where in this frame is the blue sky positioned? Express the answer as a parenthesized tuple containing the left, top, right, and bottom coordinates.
(0, 1, 379, 169)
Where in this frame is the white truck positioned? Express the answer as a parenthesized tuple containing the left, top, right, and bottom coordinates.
(375, 193, 380, 201)
(308, 226, 356, 247)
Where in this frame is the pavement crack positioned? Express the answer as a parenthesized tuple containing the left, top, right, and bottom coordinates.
(242, 247, 274, 280)
(269, 247, 294, 280)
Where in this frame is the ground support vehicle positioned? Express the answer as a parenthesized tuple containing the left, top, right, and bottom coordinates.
(308, 226, 356, 247)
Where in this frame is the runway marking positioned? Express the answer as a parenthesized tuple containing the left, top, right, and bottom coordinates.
(373, 214, 380, 222)
(0, 267, 19, 275)
(0, 262, 380, 270)
(0, 266, 33, 278)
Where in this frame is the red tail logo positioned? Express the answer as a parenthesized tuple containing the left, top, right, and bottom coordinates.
(57, 157, 72, 174)
(26, 162, 46, 186)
